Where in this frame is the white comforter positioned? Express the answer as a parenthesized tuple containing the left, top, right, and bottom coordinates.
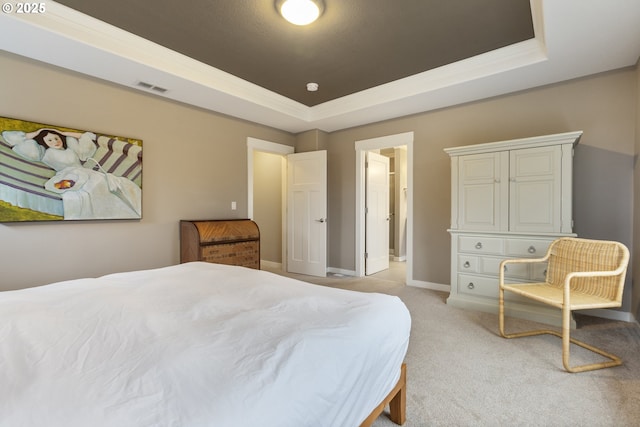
(0, 262, 411, 427)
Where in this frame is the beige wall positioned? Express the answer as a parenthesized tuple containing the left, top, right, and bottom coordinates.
(2, 51, 639, 317)
(296, 129, 329, 152)
(0, 52, 294, 290)
(327, 67, 638, 312)
(253, 151, 283, 263)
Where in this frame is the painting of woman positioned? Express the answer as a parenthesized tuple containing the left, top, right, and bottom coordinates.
(0, 118, 142, 222)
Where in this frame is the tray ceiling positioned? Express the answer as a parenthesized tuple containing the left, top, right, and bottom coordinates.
(55, 0, 534, 106)
(1, 1, 640, 132)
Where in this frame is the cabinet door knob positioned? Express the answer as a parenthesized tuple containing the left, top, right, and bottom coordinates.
(463, 261, 470, 268)
(528, 245, 536, 254)
(475, 242, 483, 249)
(467, 282, 475, 290)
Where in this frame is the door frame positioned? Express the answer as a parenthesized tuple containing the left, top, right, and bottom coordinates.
(247, 137, 294, 269)
(355, 132, 414, 280)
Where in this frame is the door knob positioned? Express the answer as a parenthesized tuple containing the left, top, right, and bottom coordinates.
(316, 218, 326, 223)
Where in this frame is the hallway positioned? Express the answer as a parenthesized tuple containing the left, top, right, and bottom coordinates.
(368, 260, 406, 284)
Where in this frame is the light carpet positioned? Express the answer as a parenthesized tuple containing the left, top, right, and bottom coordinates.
(267, 267, 640, 427)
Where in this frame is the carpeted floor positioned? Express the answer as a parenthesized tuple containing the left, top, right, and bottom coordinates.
(265, 265, 640, 427)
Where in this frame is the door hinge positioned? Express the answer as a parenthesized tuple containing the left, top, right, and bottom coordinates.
(364, 252, 368, 259)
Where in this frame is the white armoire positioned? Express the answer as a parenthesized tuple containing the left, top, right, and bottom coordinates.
(445, 131, 582, 326)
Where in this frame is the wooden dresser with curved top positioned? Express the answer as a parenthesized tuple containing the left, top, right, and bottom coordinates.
(180, 219, 260, 269)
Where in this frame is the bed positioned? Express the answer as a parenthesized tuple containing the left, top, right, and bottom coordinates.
(0, 262, 411, 426)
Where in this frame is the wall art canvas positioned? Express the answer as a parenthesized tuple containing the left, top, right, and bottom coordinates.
(0, 117, 142, 222)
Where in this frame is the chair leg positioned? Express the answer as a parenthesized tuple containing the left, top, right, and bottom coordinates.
(499, 295, 622, 372)
(561, 305, 622, 373)
(499, 288, 557, 339)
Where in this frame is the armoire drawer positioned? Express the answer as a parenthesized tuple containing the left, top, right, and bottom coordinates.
(458, 274, 497, 298)
(459, 236, 504, 255)
(482, 257, 529, 279)
(458, 273, 542, 303)
(505, 238, 553, 258)
(458, 255, 478, 273)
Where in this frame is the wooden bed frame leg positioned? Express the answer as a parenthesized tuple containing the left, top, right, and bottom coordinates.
(359, 363, 407, 427)
(389, 363, 407, 425)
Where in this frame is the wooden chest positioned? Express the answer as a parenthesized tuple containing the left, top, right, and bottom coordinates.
(180, 219, 260, 269)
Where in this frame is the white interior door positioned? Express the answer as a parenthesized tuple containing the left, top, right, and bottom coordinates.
(365, 151, 390, 275)
(287, 150, 327, 277)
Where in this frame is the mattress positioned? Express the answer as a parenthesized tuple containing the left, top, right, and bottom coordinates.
(0, 262, 411, 427)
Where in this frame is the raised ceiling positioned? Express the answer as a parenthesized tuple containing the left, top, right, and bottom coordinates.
(1, 1, 640, 133)
(54, 0, 535, 107)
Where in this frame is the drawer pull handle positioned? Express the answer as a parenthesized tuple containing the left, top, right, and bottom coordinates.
(467, 282, 475, 290)
(475, 242, 483, 249)
(463, 261, 470, 268)
(528, 246, 536, 254)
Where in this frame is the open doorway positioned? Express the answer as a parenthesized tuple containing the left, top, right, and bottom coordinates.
(248, 138, 328, 277)
(247, 137, 294, 271)
(355, 132, 413, 284)
(382, 147, 408, 264)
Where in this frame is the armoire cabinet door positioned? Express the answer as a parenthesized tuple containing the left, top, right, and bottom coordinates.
(509, 145, 562, 233)
(458, 152, 508, 231)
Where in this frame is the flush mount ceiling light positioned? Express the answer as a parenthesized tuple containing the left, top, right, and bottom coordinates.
(276, 0, 324, 26)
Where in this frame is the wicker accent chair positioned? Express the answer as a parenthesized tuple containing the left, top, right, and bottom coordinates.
(499, 237, 629, 373)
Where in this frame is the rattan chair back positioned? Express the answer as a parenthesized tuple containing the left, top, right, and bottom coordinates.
(546, 237, 628, 303)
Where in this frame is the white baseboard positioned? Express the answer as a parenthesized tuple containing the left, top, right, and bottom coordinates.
(581, 308, 638, 323)
(260, 260, 282, 270)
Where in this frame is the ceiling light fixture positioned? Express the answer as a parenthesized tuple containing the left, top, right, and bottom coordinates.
(276, 0, 324, 26)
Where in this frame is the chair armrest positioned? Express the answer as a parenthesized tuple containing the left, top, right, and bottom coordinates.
(564, 266, 627, 288)
(566, 268, 626, 280)
(561, 265, 628, 304)
(499, 255, 549, 268)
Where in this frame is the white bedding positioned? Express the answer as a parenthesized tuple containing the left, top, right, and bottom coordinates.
(0, 262, 411, 427)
